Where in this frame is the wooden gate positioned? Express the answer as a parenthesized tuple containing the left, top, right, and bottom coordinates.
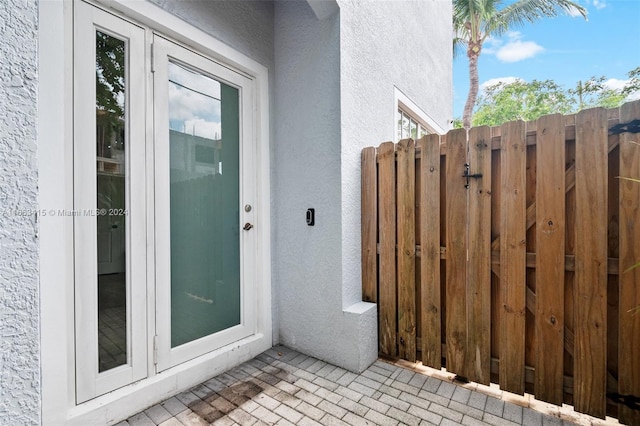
(361, 101, 640, 423)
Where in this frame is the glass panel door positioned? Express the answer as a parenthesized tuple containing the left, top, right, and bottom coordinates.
(168, 62, 241, 347)
(74, 1, 147, 402)
(154, 36, 256, 370)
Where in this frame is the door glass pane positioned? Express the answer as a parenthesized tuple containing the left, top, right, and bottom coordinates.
(95, 31, 127, 372)
(168, 62, 241, 348)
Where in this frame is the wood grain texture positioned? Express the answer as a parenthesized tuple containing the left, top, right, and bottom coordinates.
(534, 113, 566, 405)
(445, 128, 468, 377)
(361, 147, 377, 303)
(499, 120, 527, 395)
(397, 139, 416, 361)
(617, 100, 640, 426)
(490, 135, 619, 253)
(419, 134, 442, 368)
(377, 141, 397, 357)
(574, 107, 608, 419)
(360, 101, 639, 422)
(467, 126, 492, 385)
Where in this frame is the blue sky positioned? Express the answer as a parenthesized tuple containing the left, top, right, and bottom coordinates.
(453, 0, 640, 119)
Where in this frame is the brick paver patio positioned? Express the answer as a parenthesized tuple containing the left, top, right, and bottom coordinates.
(117, 346, 619, 426)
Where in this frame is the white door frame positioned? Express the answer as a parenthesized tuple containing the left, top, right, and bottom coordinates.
(40, 0, 271, 423)
(153, 34, 257, 370)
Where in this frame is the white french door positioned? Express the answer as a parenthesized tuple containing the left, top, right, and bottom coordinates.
(74, 1, 147, 403)
(74, 1, 258, 402)
(153, 35, 257, 371)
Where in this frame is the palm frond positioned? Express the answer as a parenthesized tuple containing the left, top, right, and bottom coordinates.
(617, 176, 640, 184)
(624, 261, 640, 274)
(453, 36, 467, 58)
(490, 0, 587, 35)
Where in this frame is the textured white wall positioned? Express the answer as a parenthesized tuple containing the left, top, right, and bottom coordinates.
(148, 0, 274, 70)
(274, 0, 452, 372)
(338, 0, 453, 307)
(273, 1, 378, 372)
(273, 0, 340, 361)
(0, 0, 40, 424)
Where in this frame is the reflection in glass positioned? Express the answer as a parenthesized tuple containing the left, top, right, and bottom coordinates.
(168, 62, 241, 348)
(401, 111, 410, 139)
(96, 31, 128, 372)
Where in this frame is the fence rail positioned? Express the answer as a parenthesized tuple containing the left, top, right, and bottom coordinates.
(361, 101, 640, 423)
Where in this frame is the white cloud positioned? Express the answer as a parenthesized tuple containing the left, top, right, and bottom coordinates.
(168, 80, 222, 140)
(480, 76, 522, 91)
(482, 36, 502, 55)
(603, 78, 640, 101)
(569, 0, 604, 14)
(487, 32, 545, 63)
(567, 5, 585, 17)
(183, 118, 222, 140)
(628, 92, 640, 101)
(602, 78, 627, 91)
(497, 40, 544, 62)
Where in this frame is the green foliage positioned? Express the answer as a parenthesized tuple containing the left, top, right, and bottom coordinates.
(456, 68, 640, 127)
(472, 79, 574, 126)
(623, 66, 640, 96)
(569, 76, 628, 111)
(96, 31, 125, 116)
(96, 31, 125, 152)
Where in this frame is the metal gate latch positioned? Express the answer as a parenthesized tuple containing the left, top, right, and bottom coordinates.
(463, 163, 483, 188)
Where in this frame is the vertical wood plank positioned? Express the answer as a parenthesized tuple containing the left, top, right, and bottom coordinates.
(397, 139, 416, 361)
(467, 126, 492, 385)
(446, 128, 468, 377)
(618, 100, 640, 426)
(535, 113, 566, 405)
(378, 141, 397, 357)
(420, 134, 442, 368)
(499, 120, 527, 395)
(574, 107, 608, 418)
(361, 147, 378, 303)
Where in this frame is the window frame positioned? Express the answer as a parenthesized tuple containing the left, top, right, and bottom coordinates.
(394, 87, 446, 140)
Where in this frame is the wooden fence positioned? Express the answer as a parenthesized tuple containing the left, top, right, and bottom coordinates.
(361, 101, 640, 423)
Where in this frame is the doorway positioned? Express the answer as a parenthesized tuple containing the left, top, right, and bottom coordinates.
(74, 1, 258, 402)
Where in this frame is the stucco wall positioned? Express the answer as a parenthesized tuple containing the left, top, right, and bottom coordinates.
(273, 0, 341, 356)
(273, 0, 377, 372)
(274, 0, 451, 371)
(148, 0, 274, 71)
(0, 0, 40, 424)
(338, 0, 453, 307)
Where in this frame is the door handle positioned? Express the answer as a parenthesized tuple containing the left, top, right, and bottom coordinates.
(243, 223, 254, 231)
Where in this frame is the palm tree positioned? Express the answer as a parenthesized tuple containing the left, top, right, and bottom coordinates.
(454, 0, 587, 129)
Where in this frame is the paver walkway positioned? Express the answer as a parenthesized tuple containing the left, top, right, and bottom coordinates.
(119, 346, 613, 426)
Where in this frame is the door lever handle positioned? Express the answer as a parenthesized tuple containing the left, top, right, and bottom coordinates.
(243, 223, 254, 231)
